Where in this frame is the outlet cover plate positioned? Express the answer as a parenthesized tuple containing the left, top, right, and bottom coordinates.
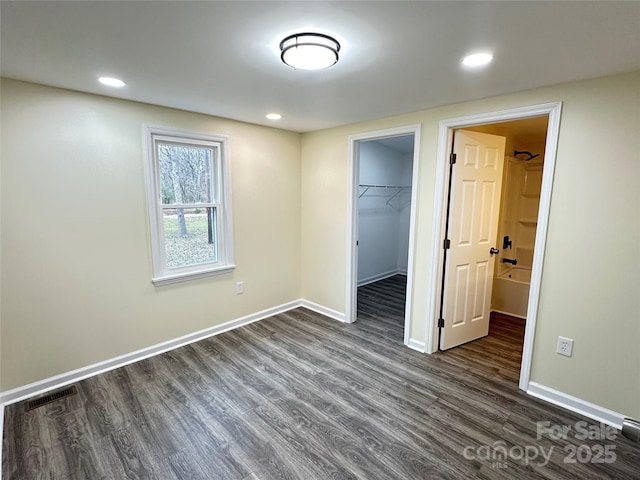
(557, 336, 573, 357)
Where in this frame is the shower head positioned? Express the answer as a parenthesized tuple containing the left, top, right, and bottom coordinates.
(514, 150, 540, 161)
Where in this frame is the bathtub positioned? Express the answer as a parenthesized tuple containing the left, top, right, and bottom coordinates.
(491, 267, 531, 319)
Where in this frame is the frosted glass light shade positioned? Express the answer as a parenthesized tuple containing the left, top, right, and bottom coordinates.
(280, 33, 340, 70)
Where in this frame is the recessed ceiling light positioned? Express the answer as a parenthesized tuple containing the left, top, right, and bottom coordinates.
(462, 53, 493, 67)
(98, 76, 126, 87)
(266, 113, 283, 120)
(280, 33, 340, 70)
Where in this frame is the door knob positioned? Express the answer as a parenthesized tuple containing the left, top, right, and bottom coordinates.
(490, 247, 500, 255)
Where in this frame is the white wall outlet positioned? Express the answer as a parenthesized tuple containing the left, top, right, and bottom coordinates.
(557, 336, 573, 357)
(235, 281, 244, 294)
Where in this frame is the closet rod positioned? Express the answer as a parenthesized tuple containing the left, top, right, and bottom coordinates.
(358, 183, 411, 199)
(359, 184, 412, 199)
(359, 184, 412, 189)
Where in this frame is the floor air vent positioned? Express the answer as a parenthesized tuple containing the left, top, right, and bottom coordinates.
(24, 385, 78, 411)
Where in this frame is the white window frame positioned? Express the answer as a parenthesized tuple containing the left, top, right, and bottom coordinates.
(142, 124, 234, 286)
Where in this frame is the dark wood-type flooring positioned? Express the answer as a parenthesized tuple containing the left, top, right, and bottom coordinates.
(3, 275, 639, 479)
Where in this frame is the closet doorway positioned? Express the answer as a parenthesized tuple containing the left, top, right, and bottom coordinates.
(346, 125, 421, 346)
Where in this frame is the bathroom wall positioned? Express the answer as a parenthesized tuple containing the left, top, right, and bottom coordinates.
(496, 157, 521, 276)
(514, 151, 545, 268)
(497, 149, 545, 274)
(463, 122, 547, 276)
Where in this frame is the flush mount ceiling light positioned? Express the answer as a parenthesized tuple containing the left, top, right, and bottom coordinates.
(98, 76, 126, 87)
(280, 33, 340, 70)
(462, 52, 493, 67)
(266, 113, 282, 120)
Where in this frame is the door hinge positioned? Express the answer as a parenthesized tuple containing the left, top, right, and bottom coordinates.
(449, 153, 457, 165)
(443, 238, 451, 250)
(438, 318, 445, 328)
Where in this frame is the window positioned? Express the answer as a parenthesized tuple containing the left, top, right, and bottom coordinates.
(143, 125, 234, 285)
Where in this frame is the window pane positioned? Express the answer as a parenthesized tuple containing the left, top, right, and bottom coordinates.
(162, 207, 218, 269)
(157, 143, 215, 204)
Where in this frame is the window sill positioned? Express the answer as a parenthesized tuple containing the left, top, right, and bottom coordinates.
(152, 264, 236, 286)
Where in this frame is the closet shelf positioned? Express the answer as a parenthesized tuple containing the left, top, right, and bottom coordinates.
(359, 184, 412, 198)
(359, 184, 412, 210)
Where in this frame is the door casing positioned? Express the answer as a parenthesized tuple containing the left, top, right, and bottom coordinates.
(346, 125, 422, 349)
(426, 102, 562, 391)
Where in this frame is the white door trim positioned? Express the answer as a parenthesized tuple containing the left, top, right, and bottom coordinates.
(346, 125, 422, 349)
(425, 102, 562, 392)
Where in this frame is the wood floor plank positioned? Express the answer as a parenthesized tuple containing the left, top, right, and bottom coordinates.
(164, 450, 208, 480)
(247, 403, 360, 480)
(3, 275, 639, 479)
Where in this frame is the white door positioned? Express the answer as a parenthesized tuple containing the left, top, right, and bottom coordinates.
(440, 130, 506, 350)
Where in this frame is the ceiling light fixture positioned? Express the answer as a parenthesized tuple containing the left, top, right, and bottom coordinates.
(462, 52, 493, 67)
(266, 113, 282, 120)
(280, 33, 340, 70)
(98, 76, 126, 87)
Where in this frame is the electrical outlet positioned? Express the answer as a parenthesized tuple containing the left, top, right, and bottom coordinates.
(557, 336, 573, 357)
(235, 281, 244, 294)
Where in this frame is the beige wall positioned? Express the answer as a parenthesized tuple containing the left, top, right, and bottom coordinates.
(2, 72, 639, 419)
(1, 79, 302, 391)
(301, 71, 640, 418)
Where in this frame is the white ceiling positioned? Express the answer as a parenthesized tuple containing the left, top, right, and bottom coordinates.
(2, 1, 639, 132)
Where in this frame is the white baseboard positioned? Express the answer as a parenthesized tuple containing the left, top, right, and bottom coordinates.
(0, 300, 301, 406)
(299, 299, 346, 323)
(406, 338, 426, 352)
(357, 270, 404, 287)
(527, 382, 625, 429)
(491, 309, 526, 320)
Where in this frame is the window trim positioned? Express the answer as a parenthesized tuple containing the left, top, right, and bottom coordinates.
(142, 124, 235, 286)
